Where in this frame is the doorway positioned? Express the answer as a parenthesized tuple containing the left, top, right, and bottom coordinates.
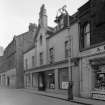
(38, 72, 46, 91)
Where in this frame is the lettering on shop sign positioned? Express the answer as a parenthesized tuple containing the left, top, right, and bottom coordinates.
(96, 46, 105, 53)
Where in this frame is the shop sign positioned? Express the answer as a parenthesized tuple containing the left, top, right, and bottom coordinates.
(80, 45, 105, 57)
(62, 82, 68, 89)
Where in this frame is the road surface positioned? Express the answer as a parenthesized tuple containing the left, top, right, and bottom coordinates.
(0, 88, 86, 105)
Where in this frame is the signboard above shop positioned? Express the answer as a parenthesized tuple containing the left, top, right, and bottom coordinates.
(80, 45, 105, 57)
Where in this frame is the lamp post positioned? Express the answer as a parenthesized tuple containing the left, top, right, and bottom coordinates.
(66, 11, 73, 101)
(56, 5, 73, 100)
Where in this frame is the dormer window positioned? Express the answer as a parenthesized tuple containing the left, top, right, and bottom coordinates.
(59, 18, 64, 29)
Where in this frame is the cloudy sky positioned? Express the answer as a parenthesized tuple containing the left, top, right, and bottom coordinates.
(0, 0, 88, 48)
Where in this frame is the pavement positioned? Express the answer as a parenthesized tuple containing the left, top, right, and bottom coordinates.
(0, 88, 88, 105)
(22, 88, 105, 105)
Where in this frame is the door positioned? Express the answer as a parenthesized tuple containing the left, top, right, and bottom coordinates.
(38, 72, 45, 91)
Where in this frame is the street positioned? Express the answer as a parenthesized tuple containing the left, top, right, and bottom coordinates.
(0, 88, 85, 105)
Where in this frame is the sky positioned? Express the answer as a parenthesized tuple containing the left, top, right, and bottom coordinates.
(0, 0, 89, 49)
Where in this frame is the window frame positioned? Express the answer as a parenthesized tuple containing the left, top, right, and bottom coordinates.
(32, 56, 35, 67)
(39, 52, 43, 65)
(25, 59, 28, 70)
(39, 34, 43, 45)
(80, 22, 91, 50)
(49, 47, 55, 64)
(65, 40, 70, 58)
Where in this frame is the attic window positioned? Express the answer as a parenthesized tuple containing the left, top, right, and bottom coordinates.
(59, 18, 64, 29)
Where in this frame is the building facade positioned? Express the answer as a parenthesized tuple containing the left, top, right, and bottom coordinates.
(24, 4, 80, 97)
(0, 23, 37, 88)
(0, 46, 3, 56)
(78, 0, 105, 100)
(24, 46, 35, 88)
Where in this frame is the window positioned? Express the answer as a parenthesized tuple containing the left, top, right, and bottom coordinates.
(84, 23, 90, 48)
(95, 65, 105, 90)
(40, 35, 43, 45)
(32, 56, 35, 67)
(39, 52, 43, 65)
(65, 41, 70, 58)
(25, 59, 28, 70)
(80, 23, 90, 49)
(45, 70, 55, 89)
(49, 48, 54, 63)
(26, 74, 31, 88)
(59, 18, 64, 29)
(59, 68, 69, 89)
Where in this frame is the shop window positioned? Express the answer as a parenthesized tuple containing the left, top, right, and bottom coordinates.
(65, 41, 70, 58)
(59, 68, 69, 89)
(80, 22, 90, 49)
(0, 76, 1, 85)
(49, 48, 55, 64)
(46, 71, 55, 89)
(39, 52, 43, 65)
(95, 65, 105, 90)
(26, 74, 31, 88)
(25, 59, 28, 70)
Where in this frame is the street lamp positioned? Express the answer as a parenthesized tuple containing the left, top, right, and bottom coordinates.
(66, 10, 73, 101)
(56, 5, 73, 100)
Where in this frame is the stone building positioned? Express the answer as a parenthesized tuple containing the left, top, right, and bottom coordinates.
(0, 23, 37, 88)
(24, 45, 35, 88)
(0, 46, 3, 56)
(78, 0, 105, 100)
(24, 4, 80, 97)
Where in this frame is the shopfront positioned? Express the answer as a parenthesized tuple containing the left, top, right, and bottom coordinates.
(58, 67, 69, 90)
(90, 57, 105, 100)
(45, 70, 55, 89)
(32, 72, 38, 88)
(80, 55, 105, 100)
(26, 73, 31, 88)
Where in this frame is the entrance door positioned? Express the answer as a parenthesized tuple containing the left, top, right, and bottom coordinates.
(38, 72, 45, 91)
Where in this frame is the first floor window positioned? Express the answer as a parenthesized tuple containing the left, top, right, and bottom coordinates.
(80, 22, 90, 49)
(32, 56, 35, 67)
(25, 59, 28, 70)
(65, 41, 71, 58)
(39, 52, 43, 65)
(49, 48, 54, 63)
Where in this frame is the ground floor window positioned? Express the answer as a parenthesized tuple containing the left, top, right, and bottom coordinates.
(2, 74, 6, 86)
(45, 70, 55, 89)
(26, 74, 31, 88)
(95, 65, 105, 90)
(32, 73, 38, 88)
(0, 76, 1, 85)
(59, 68, 69, 89)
